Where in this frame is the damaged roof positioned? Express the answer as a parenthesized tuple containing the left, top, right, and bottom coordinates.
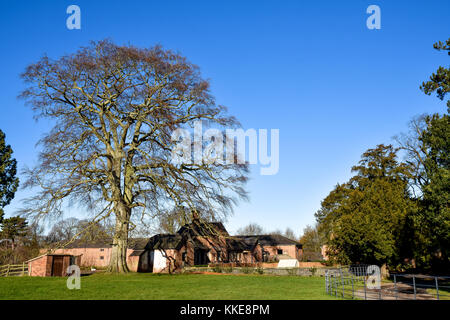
(226, 237, 254, 252)
(234, 235, 302, 247)
(177, 219, 229, 238)
(144, 234, 184, 250)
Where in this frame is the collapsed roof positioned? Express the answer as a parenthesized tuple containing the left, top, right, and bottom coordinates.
(234, 235, 302, 247)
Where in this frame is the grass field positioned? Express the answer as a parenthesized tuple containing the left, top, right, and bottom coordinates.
(0, 273, 335, 300)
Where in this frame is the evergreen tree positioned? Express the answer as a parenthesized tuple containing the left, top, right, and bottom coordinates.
(316, 145, 415, 267)
(0, 216, 28, 250)
(0, 129, 19, 223)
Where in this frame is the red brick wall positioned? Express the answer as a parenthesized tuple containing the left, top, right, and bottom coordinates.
(29, 255, 83, 276)
(28, 255, 50, 277)
(197, 236, 227, 263)
(44, 248, 111, 268)
(127, 255, 142, 272)
(298, 262, 326, 268)
(44, 247, 139, 269)
(180, 236, 228, 266)
(252, 244, 263, 262)
(262, 245, 302, 260)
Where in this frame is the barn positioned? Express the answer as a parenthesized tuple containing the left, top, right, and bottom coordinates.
(27, 254, 81, 277)
(139, 219, 303, 273)
(41, 238, 148, 271)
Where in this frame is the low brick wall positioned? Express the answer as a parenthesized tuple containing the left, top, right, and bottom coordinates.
(184, 266, 334, 277)
(261, 263, 278, 268)
(208, 262, 328, 269)
(298, 262, 327, 268)
(262, 268, 329, 276)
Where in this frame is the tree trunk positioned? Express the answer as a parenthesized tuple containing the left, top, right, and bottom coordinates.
(108, 206, 130, 273)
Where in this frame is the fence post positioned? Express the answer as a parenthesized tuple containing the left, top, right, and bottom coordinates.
(351, 273, 354, 299)
(327, 273, 330, 293)
(6, 264, 10, 277)
(413, 275, 416, 300)
(325, 270, 328, 294)
(329, 271, 332, 295)
(435, 277, 439, 301)
(340, 268, 344, 298)
(394, 274, 398, 300)
(22, 263, 25, 276)
(379, 271, 382, 300)
(363, 275, 367, 300)
(334, 274, 338, 297)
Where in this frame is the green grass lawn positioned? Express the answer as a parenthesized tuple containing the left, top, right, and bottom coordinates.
(0, 273, 335, 300)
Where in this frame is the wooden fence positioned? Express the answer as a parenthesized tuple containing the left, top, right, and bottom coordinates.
(0, 263, 28, 277)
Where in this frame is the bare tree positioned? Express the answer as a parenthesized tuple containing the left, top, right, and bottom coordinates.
(46, 217, 80, 243)
(157, 207, 190, 234)
(269, 227, 297, 240)
(282, 227, 297, 241)
(393, 114, 431, 197)
(76, 219, 113, 243)
(19, 40, 248, 272)
(235, 223, 264, 235)
(299, 224, 323, 261)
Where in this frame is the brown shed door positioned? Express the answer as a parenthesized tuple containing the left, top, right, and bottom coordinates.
(52, 256, 64, 276)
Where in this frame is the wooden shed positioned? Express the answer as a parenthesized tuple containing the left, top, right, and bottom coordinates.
(27, 254, 81, 277)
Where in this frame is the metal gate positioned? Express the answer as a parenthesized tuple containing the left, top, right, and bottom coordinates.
(325, 266, 450, 300)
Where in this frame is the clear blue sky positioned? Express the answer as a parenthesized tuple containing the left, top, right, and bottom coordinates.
(0, 0, 448, 236)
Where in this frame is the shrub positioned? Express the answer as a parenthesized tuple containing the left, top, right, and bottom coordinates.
(241, 266, 252, 274)
(212, 265, 222, 273)
(224, 266, 233, 273)
(286, 268, 296, 276)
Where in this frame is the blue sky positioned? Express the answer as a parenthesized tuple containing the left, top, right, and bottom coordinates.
(0, 0, 448, 236)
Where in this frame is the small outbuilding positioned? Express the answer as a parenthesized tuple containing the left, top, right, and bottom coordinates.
(27, 254, 81, 277)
